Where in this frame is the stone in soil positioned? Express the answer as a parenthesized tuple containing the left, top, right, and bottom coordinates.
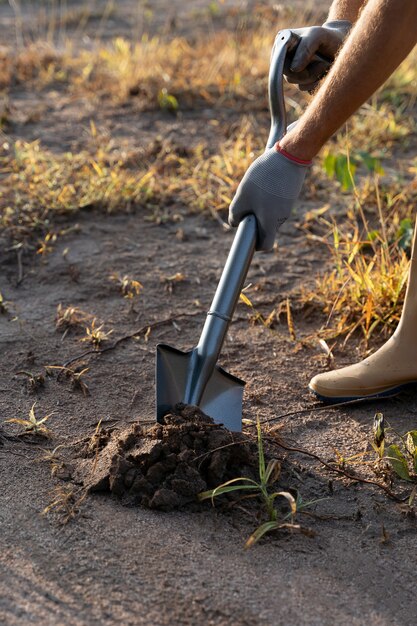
(74, 404, 257, 511)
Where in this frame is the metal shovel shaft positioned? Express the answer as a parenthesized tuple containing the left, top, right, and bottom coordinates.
(156, 29, 310, 429)
(181, 31, 298, 408)
(183, 215, 257, 406)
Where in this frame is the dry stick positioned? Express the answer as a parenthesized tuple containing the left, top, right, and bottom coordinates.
(193, 429, 405, 503)
(266, 434, 406, 503)
(255, 396, 393, 426)
(16, 248, 23, 286)
(0, 445, 33, 459)
(61, 311, 202, 369)
(193, 440, 241, 466)
(255, 401, 409, 500)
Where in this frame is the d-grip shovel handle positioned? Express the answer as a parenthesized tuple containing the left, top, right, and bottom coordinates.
(267, 29, 332, 148)
(184, 33, 293, 406)
(267, 29, 293, 148)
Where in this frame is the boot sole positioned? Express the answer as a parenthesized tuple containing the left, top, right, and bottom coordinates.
(309, 382, 416, 405)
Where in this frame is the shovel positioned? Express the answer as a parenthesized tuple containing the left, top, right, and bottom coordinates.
(156, 30, 321, 431)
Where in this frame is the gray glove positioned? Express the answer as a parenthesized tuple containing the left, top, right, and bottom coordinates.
(228, 147, 310, 251)
(285, 20, 351, 92)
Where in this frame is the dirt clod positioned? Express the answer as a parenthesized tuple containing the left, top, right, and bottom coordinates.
(74, 404, 256, 511)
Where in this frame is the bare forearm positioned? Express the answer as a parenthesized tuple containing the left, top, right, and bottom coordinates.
(281, 0, 417, 160)
(327, 0, 367, 22)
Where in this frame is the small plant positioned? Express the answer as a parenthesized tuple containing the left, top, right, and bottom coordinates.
(6, 402, 53, 437)
(109, 272, 143, 299)
(199, 419, 314, 547)
(371, 412, 385, 458)
(0, 291, 8, 314)
(161, 272, 186, 294)
(47, 365, 90, 396)
(333, 413, 417, 486)
(15, 370, 46, 393)
(40, 445, 66, 478)
(239, 291, 272, 327)
(55, 304, 93, 334)
(322, 149, 384, 192)
(36, 232, 57, 255)
(371, 414, 417, 482)
(158, 88, 179, 114)
(384, 424, 417, 483)
(239, 290, 298, 341)
(42, 485, 87, 524)
(80, 318, 113, 348)
(333, 447, 370, 470)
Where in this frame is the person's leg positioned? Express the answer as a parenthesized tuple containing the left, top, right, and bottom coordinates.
(310, 218, 417, 401)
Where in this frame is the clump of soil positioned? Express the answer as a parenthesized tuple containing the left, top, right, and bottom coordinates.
(74, 404, 257, 511)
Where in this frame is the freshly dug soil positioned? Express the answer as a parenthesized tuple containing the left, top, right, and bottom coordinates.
(74, 404, 257, 511)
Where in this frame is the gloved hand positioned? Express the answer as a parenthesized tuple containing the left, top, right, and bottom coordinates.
(228, 145, 310, 251)
(285, 20, 351, 92)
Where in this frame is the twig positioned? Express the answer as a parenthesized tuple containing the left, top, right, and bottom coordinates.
(266, 433, 406, 503)
(61, 350, 95, 369)
(192, 440, 242, 465)
(299, 510, 355, 522)
(16, 248, 23, 286)
(60, 312, 202, 369)
(254, 397, 386, 426)
(0, 448, 32, 459)
(0, 432, 23, 445)
(193, 427, 406, 502)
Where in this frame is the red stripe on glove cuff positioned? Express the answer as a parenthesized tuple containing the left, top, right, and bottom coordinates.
(275, 142, 312, 165)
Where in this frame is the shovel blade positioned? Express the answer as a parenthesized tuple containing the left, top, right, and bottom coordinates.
(156, 344, 244, 431)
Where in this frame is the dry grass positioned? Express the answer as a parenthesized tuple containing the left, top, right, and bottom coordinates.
(0, 1, 320, 107)
(55, 304, 94, 333)
(0, 23, 290, 110)
(301, 221, 410, 347)
(0, 135, 169, 246)
(298, 159, 417, 348)
(1, 4, 417, 350)
(0, 116, 264, 247)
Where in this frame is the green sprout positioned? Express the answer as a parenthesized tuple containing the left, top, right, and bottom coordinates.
(199, 418, 316, 547)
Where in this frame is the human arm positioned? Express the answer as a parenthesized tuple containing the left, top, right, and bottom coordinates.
(229, 0, 417, 250)
(281, 0, 417, 160)
(327, 0, 365, 22)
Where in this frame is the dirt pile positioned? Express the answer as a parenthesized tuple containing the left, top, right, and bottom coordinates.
(74, 404, 257, 511)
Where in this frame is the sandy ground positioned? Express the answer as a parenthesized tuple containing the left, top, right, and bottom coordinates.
(1, 1, 417, 625)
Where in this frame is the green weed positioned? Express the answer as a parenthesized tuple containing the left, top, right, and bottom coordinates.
(377, 416, 417, 482)
(199, 419, 316, 547)
(333, 412, 417, 486)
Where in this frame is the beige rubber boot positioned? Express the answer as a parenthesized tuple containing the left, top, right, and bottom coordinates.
(309, 219, 417, 402)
